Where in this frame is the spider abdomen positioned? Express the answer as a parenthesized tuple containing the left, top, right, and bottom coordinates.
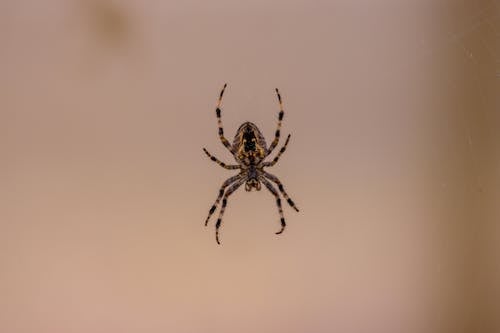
(233, 122, 267, 164)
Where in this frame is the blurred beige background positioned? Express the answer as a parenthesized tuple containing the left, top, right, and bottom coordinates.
(1, 0, 499, 332)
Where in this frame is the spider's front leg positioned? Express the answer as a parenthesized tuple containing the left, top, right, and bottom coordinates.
(214, 83, 233, 152)
(260, 176, 286, 234)
(205, 174, 242, 226)
(215, 178, 245, 244)
(263, 171, 300, 212)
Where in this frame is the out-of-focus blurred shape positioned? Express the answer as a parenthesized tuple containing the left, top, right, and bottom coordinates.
(83, 0, 130, 48)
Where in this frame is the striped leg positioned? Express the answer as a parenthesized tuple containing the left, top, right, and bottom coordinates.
(260, 177, 286, 234)
(215, 83, 233, 152)
(205, 174, 242, 226)
(267, 88, 285, 156)
(215, 178, 245, 244)
(203, 148, 240, 169)
(263, 171, 299, 212)
(262, 134, 291, 167)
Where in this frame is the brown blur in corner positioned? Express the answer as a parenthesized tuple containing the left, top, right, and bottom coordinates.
(1, 1, 499, 332)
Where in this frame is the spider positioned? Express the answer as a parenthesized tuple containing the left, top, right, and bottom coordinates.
(203, 83, 299, 244)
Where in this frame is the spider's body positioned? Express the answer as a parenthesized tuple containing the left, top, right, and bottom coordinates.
(203, 84, 299, 244)
(233, 122, 267, 165)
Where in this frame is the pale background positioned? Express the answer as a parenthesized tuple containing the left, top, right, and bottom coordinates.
(1, 0, 499, 332)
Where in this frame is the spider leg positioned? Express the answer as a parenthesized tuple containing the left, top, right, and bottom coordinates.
(267, 88, 285, 156)
(214, 83, 233, 152)
(262, 134, 291, 167)
(263, 171, 300, 212)
(215, 178, 245, 244)
(205, 174, 242, 226)
(203, 148, 240, 169)
(260, 177, 286, 235)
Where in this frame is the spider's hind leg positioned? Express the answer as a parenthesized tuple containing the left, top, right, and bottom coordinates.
(262, 134, 291, 167)
(214, 83, 233, 152)
(260, 177, 286, 235)
(267, 88, 285, 156)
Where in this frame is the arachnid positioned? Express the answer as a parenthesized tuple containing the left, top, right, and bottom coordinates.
(203, 84, 299, 244)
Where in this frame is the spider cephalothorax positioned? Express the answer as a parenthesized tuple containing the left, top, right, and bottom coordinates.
(203, 84, 299, 244)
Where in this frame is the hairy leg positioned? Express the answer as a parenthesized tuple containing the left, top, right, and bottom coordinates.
(267, 88, 285, 156)
(203, 148, 240, 169)
(260, 177, 286, 234)
(215, 178, 245, 244)
(214, 83, 233, 152)
(205, 174, 242, 226)
(262, 134, 291, 167)
(263, 171, 299, 212)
